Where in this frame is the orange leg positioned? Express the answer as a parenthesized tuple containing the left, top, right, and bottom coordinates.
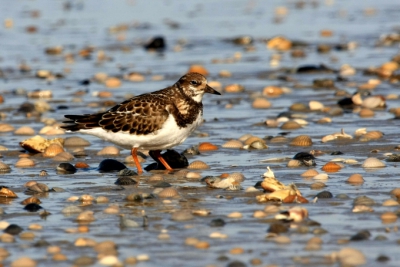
(153, 150, 173, 171)
(131, 147, 143, 174)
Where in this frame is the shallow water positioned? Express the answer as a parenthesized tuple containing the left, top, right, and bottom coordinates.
(1, 0, 400, 266)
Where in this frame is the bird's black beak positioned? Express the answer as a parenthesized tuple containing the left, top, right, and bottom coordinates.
(205, 84, 221, 95)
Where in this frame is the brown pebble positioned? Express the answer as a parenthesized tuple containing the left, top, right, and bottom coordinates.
(230, 247, 244, 254)
(310, 182, 326, 190)
(252, 98, 271, 109)
(53, 253, 67, 261)
(188, 65, 209, 76)
(195, 241, 210, 249)
(105, 77, 121, 88)
(381, 212, 397, 223)
(346, 173, 364, 184)
(11, 257, 37, 267)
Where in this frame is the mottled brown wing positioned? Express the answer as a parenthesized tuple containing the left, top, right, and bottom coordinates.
(98, 96, 170, 135)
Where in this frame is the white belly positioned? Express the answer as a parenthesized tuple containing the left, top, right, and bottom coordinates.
(78, 113, 202, 150)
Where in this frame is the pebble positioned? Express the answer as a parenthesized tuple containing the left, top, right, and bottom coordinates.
(274, 235, 291, 244)
(230, 247, 244, 254)
(98, 255, 120, 266)
(336, 247, 366, 266)
(195, 241, 210, 249)
(227, 211, 242, 218)
(381, 212, 397, 223)
(171, 210, 194, 221)
(136, 254, 150, 261)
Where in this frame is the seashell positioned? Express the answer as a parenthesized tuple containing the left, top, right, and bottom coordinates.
(313, 173, 329, 180)
(186, 172, 201, 179)
(79, 194, 95, 202)
(269, 136, 288, 143)
(381, 212, 397, 224)
(358, 108, 374, 118)
(76, 211, 95, 222)
(0, 187, 18, 198)
(244, 136, 264, 146)
(171, 210, 194, 221)
(0, 161, 11, 172)
(321, 162, 342, 172)
(362, 157, 386, 168)
(52, 151, 74, 161)
(158, 187, 179, 198)
(249, 140, 268, 150)
(262, 86, 284, 97)
(293, 119, 308, 126)
(360, 131, 383, 142)
(39, 170, 48, 176)
(321, 134, 336, 143)
(280, 120, 302, 130)
(346, 173, 364, 184)
(26, 183, 49, 193)
(382, 199, 399, 206)
(352, 205, 374, 213)
(362, 96, 385, 109)
(317, 117, 332, 124)
(20, 135, 64, 153)
(188, 160, 209, 169)
(287, 159, 303, 167)
(75, 162, 89, 168)
(309, 101, 324, 111)
(198, 142, 218, 151)
(115, 176, 137, 185)
(118, 168, 137, 176)
(25, 180, 37, 187)
(316, 190, 333, 198)
(267, 36, 292, 51)
(238, 134, 253, 142)
(224, 84, 244, 93)
(105, 77, 121, 88)
(289, 102, 308, 112)
(64, 136, 91, 147)
(265, 119, 279, 127)
(15, 158, 35, 167)
(97, 146, 119, 156)
(301, 169, 319, 177)
(227, 172, 245, 183)
(43, 143, 64, 157)
(290, 135, 313, 146)
(21, 197, 41, 205)
(188, 65, 208, 76)
(310, 182, 326, 190)
(0, 123, 14, 132)
(252, 98, 271, 109)
(147, 174, 164, 183)
(14, 126, 35, 135)
(221, 140, 243, 149)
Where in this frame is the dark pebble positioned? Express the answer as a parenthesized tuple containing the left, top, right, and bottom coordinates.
(210, 218, 226, 227)
(145, 149, 188, 171)
(52, 187, 66, 192)
(18, 102, 35, 113)
(56, 163, 77, 174)
(293, 152, 316, 166)
(227, 260, 247, 267)
(126, 193, 143, 202)
(79, 79, 90, 86)
(267, 223, 288, 234)
(296, 64, 333, 74)
(254, 181, 263, 189)
(114, 176, 137, 186)
(73, 256, 95, 266)
(118, 168, 137, 176)
(330, 151, 344, 155)
(350, 230, 371, 241)
(376, 255, 390, 262)
(34, 238, 50, 247)
(313, 78, 335, 88)
(24, 203, 43, 212)
(144, 36, 166, 51)
(152, 181, 172, 188)
(98, 159, 126, 172)
(316, 190, 333, 198)
(217, 255, 230, 261)
(353, 196, 375, 206)
(4, 224, 23, 235)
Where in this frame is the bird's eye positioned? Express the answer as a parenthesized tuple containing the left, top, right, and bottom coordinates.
(190, 80, 198, 85)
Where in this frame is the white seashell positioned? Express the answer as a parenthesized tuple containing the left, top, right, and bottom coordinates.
(362, 157, 386, 168)
(313, 173, 329, 180)
(309, 101, 324, 111)
(354, 128, 367, 137)
(263, 166, 275, 178)
(293, 118, 308, 126)
(321, 134, 336, 143)
(344, 159, 358, 164)
(351, 93, 363, 105)
(362, 96, 385, 109)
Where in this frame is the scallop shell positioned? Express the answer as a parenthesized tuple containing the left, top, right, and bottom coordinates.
(14, 126, 35, 135)
(317, 117, 332, 124)
(321, 134, 336, 143)
(43, 143, 64, 157)
(79, 194, 95, 202)
(39, 170, 48, 176)
(26, 183, 49, 193)
(221, 140, 243, 149)
(64, 136, 91, 147)
(15, 158, 35, 167)
(0, 161, 11, 172)
(188, 160, 209, 169)
(97, 146, 120, 156)
(21, 197, 41, 205)
(346, 173, 364, 184)
(244, 136, 264, 146)
(287, 159, 303, 167)
(359, 108, 374, 118)
(198, 142, 218, 151)
(362, 157, 386, 168)
(0, 187, 18, 198)
(270, 136, 288, 143)
(280, 120, 302, 130)
(321, 162, 342, 172)
(227, 172, 245, 183)
(289, 103, 308, 112)
(158, 187, 179, 198)
(301, 169, 319, 177)
(147, 174, 164, 183)
(360, 131, 383, 142)
(290, 135, 313, 146)
(249, 140, 268, 149)
(238, 134, 253, 142)
(186, 172, 202, 179)
(76, 211, 95, 222)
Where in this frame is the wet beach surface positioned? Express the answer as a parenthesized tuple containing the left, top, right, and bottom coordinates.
(1, 0, 400, 266)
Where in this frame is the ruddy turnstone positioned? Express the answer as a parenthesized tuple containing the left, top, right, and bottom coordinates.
(61, 72, 220, 174)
